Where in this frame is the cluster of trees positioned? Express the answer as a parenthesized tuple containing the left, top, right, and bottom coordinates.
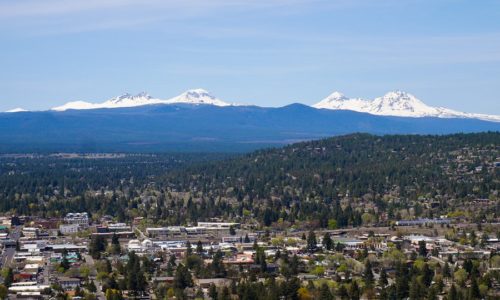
(0, 133, 497, 227)
(0, 153, 226, 216)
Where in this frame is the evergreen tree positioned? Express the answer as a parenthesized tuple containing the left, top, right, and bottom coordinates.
(422, 263, 433, 287)
(395, 262, 409, 299)
(173, 264, 193, 289)
(448, 284, 459, 300)
(468, 279, 480, 299)
(319, 283, 333, 300)
(418, 240, 427, 257)
(427, 286, 438, 300)
(443, 262, 451, 278)
(3, 268, 13, 287)
(186, 241, 193, 256)
(211, 250, 227, 278)
(90, 235, 107, 259)
(364, 260, 374, 286)
(349, 281, 360, 300)
(111, 233, 120, 254)
(306, 230, 317, 252)
(323, 232, 333, 250)
(409, 276, 423, 300)
(196, 240, 204, 255)
(337, 284, 349, 299)
(60, 255, 70, 271)
(208, 284, 218, 300)
(379, 268, 388, 287)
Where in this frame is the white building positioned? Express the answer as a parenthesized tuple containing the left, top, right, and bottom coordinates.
(64, 212, 89, 228)
(22, 227, 39, 238)
(59, 224, 79, 235)
(197, 222, 240, 229)
(127, 239, 152, 253)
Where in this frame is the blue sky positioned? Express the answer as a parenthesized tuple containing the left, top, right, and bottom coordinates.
(0, 0, 499, 114)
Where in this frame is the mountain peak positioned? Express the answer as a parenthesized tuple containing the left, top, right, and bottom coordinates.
(110, 92, 152, 103)
(325, 91, 348, 101)
(166, 89, 231, 106)
(313, 91, 371, 111)
(313, 90, 500, 121)
(5, 107, 28, 113)
(51, 89, 233, 111)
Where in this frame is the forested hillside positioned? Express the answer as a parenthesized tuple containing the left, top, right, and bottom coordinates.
(0, 133, 498, 228)
(162, 132, 499, 227)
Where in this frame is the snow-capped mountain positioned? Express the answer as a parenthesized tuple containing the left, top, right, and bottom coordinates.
(314, 90, 500, 122)
(52, 89, 231, 111)
(44, 88, 500, 122)
(164, 89, 231, 106)
(5, 107, 28, 113)
(313, 91, 373, 112)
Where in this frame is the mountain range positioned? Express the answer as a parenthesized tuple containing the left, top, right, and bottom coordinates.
(1, 89, 499, 152)
(51, 89, 233, 111)
(7, 88, 500, 122)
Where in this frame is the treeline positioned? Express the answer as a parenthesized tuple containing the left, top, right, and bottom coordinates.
(160, 132, 499, 226)
(0, 133, 498, 226)
(0, 153, 228, 216)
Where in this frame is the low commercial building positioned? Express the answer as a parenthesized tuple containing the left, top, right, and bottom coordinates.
(64, 212, 89, 228)
(22, 227, 39, 238)
(58, 277, 81, 290)
(197, 222, 240, 229)
(59, 224, 79, 235)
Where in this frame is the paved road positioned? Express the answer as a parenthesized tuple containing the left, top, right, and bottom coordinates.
(84, 254, 106, 300)
(0, 226, 21, 268)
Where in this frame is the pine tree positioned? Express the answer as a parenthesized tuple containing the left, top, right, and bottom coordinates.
(409, 276, 422, 300)
(3, 268, 13, 287)
(364, 260, 374, 286)
(323, 232, 333, 250)
(427, 286, 438, 300)
(337, 284, 349, 299)
(111, 233, 121, 254)
(186, 241, 193, 256)
(379, 268, 388, 287)
(422, 263, 433, 287)
(468, 279, 480, 299)
(306, 230, 317, 252)
(319, 283, 333, 300)
(443, 262, 451, 278)
(173, 264, 193, 289)
(418, 240, 427, 257)
(211, 249, 227, 278)
(196, 240, 203, 255)
(349, 281, 360, 300)
(89, 235, 106, 259)
(448, 284, 459, 300)
(208, 284, 218, 300)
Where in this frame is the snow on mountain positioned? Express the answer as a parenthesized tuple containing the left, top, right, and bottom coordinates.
(52, 101, 101, 111)
(51, 89, 232, 111)
(313, 91, 372, 112)
(165, 89, 231, 106)
(5, 107, 28, 113)
(313, 90, 500, 122)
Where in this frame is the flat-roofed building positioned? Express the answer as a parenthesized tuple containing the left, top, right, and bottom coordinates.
(197, 222, 240, 229)
(59, 224, 79, 235)
(64, 212, 89, 228)
(22, 227, 39, 238)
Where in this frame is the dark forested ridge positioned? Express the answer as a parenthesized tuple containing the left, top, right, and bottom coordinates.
(167, 132, 499, 199)
(0, 132, 498, 227)
(158, 132, 499, 227)
(1, 104, 499, 152)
